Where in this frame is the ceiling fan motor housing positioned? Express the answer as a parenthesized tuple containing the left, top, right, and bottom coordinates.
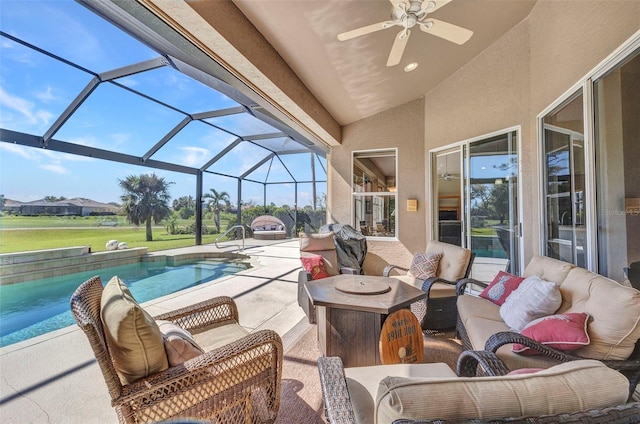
(393, 0, 434, 28)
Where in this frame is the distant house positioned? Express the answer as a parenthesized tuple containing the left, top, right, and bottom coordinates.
(3, 198, 119, 216)
(3, 198, 22, 214)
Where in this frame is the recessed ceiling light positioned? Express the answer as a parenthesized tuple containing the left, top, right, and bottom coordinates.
(404, 62, 418, 72)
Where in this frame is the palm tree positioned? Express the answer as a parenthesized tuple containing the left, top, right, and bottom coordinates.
(203, 188, 230, 233)
(119, 173, 173, 241)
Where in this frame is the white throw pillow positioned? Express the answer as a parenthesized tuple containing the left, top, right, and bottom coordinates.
(499, 276, 562, 332)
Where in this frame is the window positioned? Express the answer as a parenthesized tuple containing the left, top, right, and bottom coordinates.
(594, 48, 640, 283)
(538, 36, 640, 282)
(352, 150, 397, 238)
(541, 93, 586, 268)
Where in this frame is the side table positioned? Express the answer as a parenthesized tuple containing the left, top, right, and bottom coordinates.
(305, 274, 426, 367)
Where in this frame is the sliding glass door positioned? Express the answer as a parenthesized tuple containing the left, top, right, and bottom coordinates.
(539, 43, 639, 282)
(593, 48, 640, 285)
(466, 131, 520, 273)
(433, 130, 521, 274)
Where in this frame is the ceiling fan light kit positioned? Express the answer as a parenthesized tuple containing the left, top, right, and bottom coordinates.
(404, 62, 418, 72)
(337, 0, 473, 67)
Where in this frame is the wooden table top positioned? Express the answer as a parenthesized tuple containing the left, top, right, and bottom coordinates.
(304, 274, 427, 314)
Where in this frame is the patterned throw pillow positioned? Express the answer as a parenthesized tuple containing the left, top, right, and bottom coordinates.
(408, 252, 443, 280)
(300, 254, 330, 280)
(480, 271, 525, 305)
(512, 312, 591, 355)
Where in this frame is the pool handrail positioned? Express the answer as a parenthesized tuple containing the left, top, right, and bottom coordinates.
(215, 225, 246, 251)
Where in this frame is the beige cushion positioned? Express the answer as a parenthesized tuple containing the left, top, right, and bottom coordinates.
(344, 362, 456, 424)
(100, 276, 168, 385)
(457, 294, 502, 324)
(462, 316, 561, 370)
(394, 274, 456, 299)
(559, 267, 640, 360)
(156, 320, 204, 366)
(300, 232, 339, 275)
(375, 360, 629, 423)
(192, 321, 250, 352)
(523, 255, 575, 283)
(299, 231, 335, 251)
(426, 240, 472, 282)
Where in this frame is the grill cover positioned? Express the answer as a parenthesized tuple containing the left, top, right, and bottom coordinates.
(320, 224, 367, 274)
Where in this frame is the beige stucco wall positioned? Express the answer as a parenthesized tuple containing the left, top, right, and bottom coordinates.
(421, 0, 640, 268)
(329, 98, 426, 274)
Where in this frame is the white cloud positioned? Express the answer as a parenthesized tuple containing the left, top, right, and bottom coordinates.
(116, 77, 139, 88)
(35, 86, 56, 103)
(66, 136, 99, 149)
(39, 149, 93, 162)
(39, 163, 70, 175)
(0, 141, 93, 163)
(0, 86, 53, 126)
(181, 146, 210, 167)
(0, 142, 36, 159)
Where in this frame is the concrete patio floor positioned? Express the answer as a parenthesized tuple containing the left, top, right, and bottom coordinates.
(0, 238, 307, 423)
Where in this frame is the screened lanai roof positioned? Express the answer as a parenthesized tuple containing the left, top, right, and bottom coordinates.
(0, 0, 327, 206)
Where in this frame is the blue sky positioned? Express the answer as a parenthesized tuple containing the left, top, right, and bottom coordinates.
(0, 0, 325, 207)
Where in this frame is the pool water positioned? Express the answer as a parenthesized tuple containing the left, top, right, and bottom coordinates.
(0, 258, 250, 348)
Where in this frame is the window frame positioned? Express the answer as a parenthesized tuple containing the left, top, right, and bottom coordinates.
(536, 30, 640, 273)
(351, 148, 398, 239)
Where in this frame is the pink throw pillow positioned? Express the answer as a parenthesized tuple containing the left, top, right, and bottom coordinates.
(300, 255, 330, 280)
(408, 252, 442, 280)
(507, 368, 545, 376)
(512, 312, 591, 355)
(480, 271, 525, 306)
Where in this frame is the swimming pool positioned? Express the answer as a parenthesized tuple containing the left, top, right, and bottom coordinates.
(0, 258, 251, 348)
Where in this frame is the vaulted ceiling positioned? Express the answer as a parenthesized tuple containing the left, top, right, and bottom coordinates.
(226, 0, 537, 126)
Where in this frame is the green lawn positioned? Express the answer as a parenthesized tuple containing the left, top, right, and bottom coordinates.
(0, 215, 226, 253)
(471, 227, 497, 236)
(0, 215, 125, 228)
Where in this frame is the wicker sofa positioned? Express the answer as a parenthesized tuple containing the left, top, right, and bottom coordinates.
(318, 351, 640, 423)
(251, 215, 287, 240)
(456, 255, 640, 400)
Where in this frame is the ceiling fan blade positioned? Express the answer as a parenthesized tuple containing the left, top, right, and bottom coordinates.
(337, 21, 394, 41)
(387, 29, 410, 67)
(419, 18, 473, 45)
(420, 0, 452, 14)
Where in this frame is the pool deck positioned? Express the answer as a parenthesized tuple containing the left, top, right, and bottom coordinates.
(0, 238, 308, 423)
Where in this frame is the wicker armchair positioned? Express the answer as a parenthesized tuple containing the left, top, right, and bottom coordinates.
(383, 240, 474, 330)
(318, 351, 640, 424)
(70, 276, 283, 424)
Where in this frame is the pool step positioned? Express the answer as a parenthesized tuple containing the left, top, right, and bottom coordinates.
(0, 247, 148, 285)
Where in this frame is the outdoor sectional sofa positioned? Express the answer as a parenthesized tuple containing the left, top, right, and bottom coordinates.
(456, 255, 640, 400)
(318, 351, 640, 423)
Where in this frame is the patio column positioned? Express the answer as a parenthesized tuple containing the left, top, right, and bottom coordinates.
(195, 171, 203, 245)
(311, 152, 317, 210)
(237, 177, 242, 239)
(263, 183, 267, 213)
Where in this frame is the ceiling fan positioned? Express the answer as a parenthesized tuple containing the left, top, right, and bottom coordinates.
(439, 154, 460, 180)
(337, 0, 473, 67)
